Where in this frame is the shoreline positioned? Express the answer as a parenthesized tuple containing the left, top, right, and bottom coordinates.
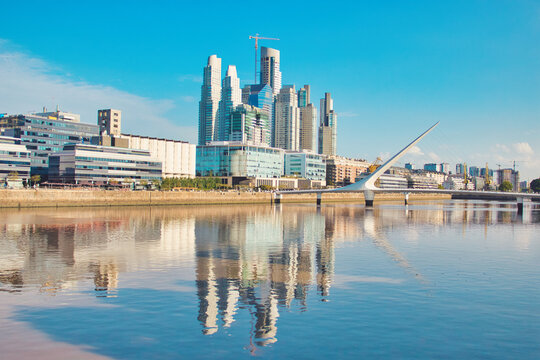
(0, 189, 451, 208)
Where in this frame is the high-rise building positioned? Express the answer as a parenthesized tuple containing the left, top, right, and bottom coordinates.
(216, 65, 241, 141)
(440, 163, 450, 174)
(198, 55, 222, 145)
(456, 163, 465, 174)
(298, 85, 317, 153)
(405, 163, 414, 170)
(469, 166, 480, 177)
(260, 47, 282, 96)
(274, 85, 300, 151)
(241, 84, 273, 116)
(230, 104, 271, 146)
(98, 109, 121, 136)
(318, 93, 337, 156)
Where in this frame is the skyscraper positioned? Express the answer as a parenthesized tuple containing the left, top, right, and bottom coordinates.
(216, 65, 241, 141)
(230, 104, 271, 146)
(318, 92, 337, 156)
(260, 47, 282, 96)
(198, 55, 222, 145)
(274, 85, 300, 150)
(298, 85, 317, 153)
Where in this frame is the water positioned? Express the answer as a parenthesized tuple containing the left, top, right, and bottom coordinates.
(0, 200, 539, 359)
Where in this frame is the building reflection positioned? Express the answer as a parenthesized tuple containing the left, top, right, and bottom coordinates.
(0, 200, 538, 347)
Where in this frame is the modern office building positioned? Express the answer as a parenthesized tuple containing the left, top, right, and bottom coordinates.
(0, 111, 99, 176)
(439, 163, 450, 174)
(274, 85, 300, 151)
(325, 156, 370, 187)
(424, 163, 439, 172)
(0, 136, 31, 186)
(469, 166, 480, 177)
(284, 150, 326, 182)
(407, 174, 439, 189)
(216, 65, 241, 141)
(196, 142, 284, 178)
(260, 47, 282, 96)
(48, 143, 162, 185)
(405, 163, 414, 170)
(241, 84, 273, 115)
(120, 134, 196, 178)
(298, 85, 317, 153)
(318, 93, 337, 156)
(230, 104, 271, 146)
(456, 163, 465, 175)
(199, 55, 222, 145)
(377, 174, 408, 189)
(98, 109, 122, 136)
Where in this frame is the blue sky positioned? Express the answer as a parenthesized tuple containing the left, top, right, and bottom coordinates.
(1, 0, 539, 180)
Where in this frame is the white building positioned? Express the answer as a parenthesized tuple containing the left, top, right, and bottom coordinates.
(443, 174, 474, 190)
(121, 134, 196, 178)
(298, 85, 317, 153)
(260, 47, 282, 96)
(284, 150, 326, 183)
(198, 55, 222, 145)
(274, 85, 300, 151)
(217, 65, 241, 141)
(0, 136, 30, 187)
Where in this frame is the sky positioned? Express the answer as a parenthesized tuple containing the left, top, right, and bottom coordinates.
(1, 0, 539, 180)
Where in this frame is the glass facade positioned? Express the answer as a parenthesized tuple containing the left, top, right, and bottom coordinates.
(0, 136, 31, 182)
(48, 144, 162, 185)
(284, 152, 326, 181)
(230, 105, 271, 146)
(196, 143, 284, 178)
(0, 114, 99, 176)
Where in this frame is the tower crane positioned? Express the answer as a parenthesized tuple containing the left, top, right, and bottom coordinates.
(249, 34, 279, 84)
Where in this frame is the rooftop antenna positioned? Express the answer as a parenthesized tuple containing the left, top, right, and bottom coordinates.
(248, 33, 279, 84)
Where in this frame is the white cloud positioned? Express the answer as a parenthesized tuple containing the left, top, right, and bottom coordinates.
(0, 44, 197, 143)
(512, 142, 534, 155)
(181, 96, 196, 103)
(408, 146, 424, 156)
(495, 144, 510, 153)
(428, 152, 440, 162)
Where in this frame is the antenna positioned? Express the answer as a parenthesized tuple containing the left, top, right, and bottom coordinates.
(248, 34, 280, 84)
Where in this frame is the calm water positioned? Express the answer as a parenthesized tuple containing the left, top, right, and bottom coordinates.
(0, 200, 539, 359)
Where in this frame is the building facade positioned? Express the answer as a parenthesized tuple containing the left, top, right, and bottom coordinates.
(230, 105, 271, 146)
(216, 65, 241, 142)
(424, 163, 439, 172)
(260, 47, 282, 96)
(48, 144, 162, 185)
(98, 109, 121, 136)
(198, 55, 222, 145)
(120, 134, 196, 178)
(0, 112, 99, 176)
(196, 142, 284, 178)
(318, 92, 337, 156)
(298, 85, 317, 153)
(0, 136, 31, 186)
(284, 151, 326, 182)
(325, 156, 370, 187)
(274, 86, 300, 151)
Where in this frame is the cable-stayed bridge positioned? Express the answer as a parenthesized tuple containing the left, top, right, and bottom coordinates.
(275, 122, 540, 213)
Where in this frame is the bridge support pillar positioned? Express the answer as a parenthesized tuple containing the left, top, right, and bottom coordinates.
(316, 193, 322, 206)
(404, 192, 410, 206)
(364, 190, 375, 207)
(274, 193, 281, 205)
(516, 197, 530, 215)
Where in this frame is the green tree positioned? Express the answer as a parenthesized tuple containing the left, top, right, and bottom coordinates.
(30, 174, 41, 186)
(499, 180, 513, 192)
(8, 171, 19, 181)
(530, 178, 540, 193)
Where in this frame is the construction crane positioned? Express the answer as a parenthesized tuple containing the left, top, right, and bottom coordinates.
(249, 33, 279, 84)
(368, 157, 383, 174)
(485, 163, 490, 186)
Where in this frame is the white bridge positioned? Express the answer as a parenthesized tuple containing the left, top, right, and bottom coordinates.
(275, 122, 540, 213)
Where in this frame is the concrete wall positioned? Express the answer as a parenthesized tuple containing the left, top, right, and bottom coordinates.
(0, 189, 450, 208)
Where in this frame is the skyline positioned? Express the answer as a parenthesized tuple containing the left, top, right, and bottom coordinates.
(0, 1, 539, 180)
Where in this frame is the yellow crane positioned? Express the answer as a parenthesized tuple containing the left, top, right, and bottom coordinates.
(368, 157, 383, 173)
(249, 33, 279, 84)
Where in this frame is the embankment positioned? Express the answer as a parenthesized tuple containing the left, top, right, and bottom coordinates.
(0, 189, 451, 208)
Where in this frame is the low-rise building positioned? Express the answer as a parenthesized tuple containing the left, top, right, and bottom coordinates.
(407, 174, 439, 189)
(0, 111, 99, 176)
(0, 136, 31, 187)
(48, 143, 162, 186)
(325, 156, 370, 187)
(120, 134, 196, 178)
(284, 150, 326, 183)
(196, 142, 284, 178)
(443, 174, 474, 190)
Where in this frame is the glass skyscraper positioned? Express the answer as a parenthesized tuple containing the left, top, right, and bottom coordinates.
(198, 55, 222, 145)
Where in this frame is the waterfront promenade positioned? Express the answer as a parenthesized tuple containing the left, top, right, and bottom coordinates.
(0, 189, 450, 208)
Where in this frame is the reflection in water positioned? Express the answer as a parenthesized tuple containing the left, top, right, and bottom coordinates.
(0, 200, 539, 353)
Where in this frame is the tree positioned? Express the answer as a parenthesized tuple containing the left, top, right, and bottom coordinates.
(8, 171, 19, 181)
(531, 178, 540, 193)
(499, 180, 513, 192)
(30, 175, 41, 186)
